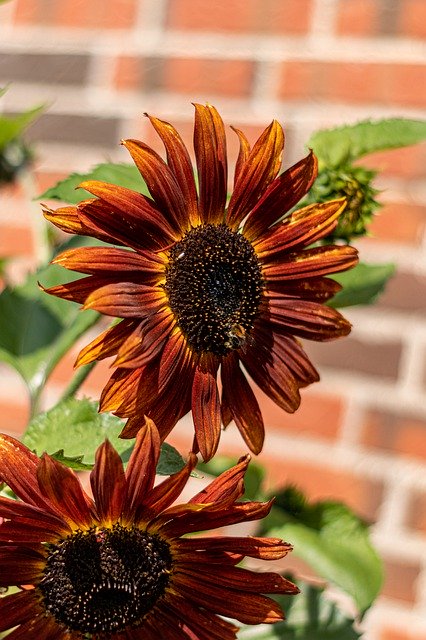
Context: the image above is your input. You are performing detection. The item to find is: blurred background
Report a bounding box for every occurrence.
[0,1,425,638]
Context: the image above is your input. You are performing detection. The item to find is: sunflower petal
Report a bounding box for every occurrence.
[189,454,250,506]
[121,139,188,234]
[253,198,346,256]
[182,563,298,594]
[82,282,165,317]
[192,359,221,462]
[173,576,284,625]
[52,246,164,277]
[147,113,200,227]
[243,150,318,240]
[0,435,57,512]
[143,454,197,516]
[266,298,352,341]
[165,596,239,640]
[227,120,284,229]
[77,196,172,252]
[0,589,41,633]
[231,126,251,186]
[193,103,227,224]
[114,312,173,368]
[75,319,135,366]
[221,354,265,454]
[121,418,160,522]
[175,536,293,560]
[36,454,94,529]
[0,546,45,585]
[261,245,359,280]
[90,440,126,524]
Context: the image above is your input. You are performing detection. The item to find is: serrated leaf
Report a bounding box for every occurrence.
[38,162,149,204]
[328,261,395,308]
[23,397,186,476]
[0,104,45,150]
[308,118,426,167]
[237,579,361,639]
[260,490,383,614]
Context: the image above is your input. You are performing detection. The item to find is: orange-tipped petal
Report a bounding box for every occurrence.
[143,453,197,516]
[75,319,135,366]
[262,244,359,280]
[266,298,352,341]
[52,246,165,277]
[82,282,165,317]
[189,453,250,506]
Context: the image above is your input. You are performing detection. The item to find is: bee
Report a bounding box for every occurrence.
[224,323,253,352]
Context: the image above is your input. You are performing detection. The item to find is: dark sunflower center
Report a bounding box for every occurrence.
[165,224,263,356]
[38,523,172,635]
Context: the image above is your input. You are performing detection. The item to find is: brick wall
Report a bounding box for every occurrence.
[0,1,425,637]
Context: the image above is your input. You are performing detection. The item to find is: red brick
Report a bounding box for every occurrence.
[279,61,426,108]
[361,409,426,462]
[0,399,29,437]
[262,457,384,521]
[379,629,426,640]
[255,387,344,441]
[336,0,379,36]
[381,557,420,603]
[113,56,145,92]
[163,58,255,98]
[376,271,426,314]
[361,143,426,180]
[167,0,312,35]
[367,202,426,246]
[406,490,426,534]
[0,225,34,258]
[14,0,137,29]
[400,0,426,38]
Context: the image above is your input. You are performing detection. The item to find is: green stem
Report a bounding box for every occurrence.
[59,361,98,403]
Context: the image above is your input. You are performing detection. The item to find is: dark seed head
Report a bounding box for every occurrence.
[165,224,263,356]
[38,524,172,634]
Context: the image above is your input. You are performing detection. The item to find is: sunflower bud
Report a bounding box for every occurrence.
[304,164,380,243]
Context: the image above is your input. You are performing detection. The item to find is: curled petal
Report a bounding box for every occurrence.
[143,453,197,516]
[82,282,165,317]
[75,319,135,366]
[265,298,352,341]
[175,535,293,560]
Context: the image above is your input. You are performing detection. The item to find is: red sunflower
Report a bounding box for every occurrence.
[43,104,358,460]
[0,426,298,639]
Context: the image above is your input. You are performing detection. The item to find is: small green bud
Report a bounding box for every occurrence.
[0,138,33,185]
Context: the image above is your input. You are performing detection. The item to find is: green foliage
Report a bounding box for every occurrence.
[329,262,395,308]
[38,162,149,204]
[0,261,99,409]
[23,397,185,475]
[237,579,361,639]
[260,487,383,614]
[0,103,45,152]
[308,118,426,168]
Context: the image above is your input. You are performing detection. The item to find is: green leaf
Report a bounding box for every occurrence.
[0,261,99,403]
[0,104,45,151]
[260,488,383,614]
[237,579,361,639]
[308,118,426,167]
[38,162,149,204]
[328,261,395,308]
[23,397,186,475]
